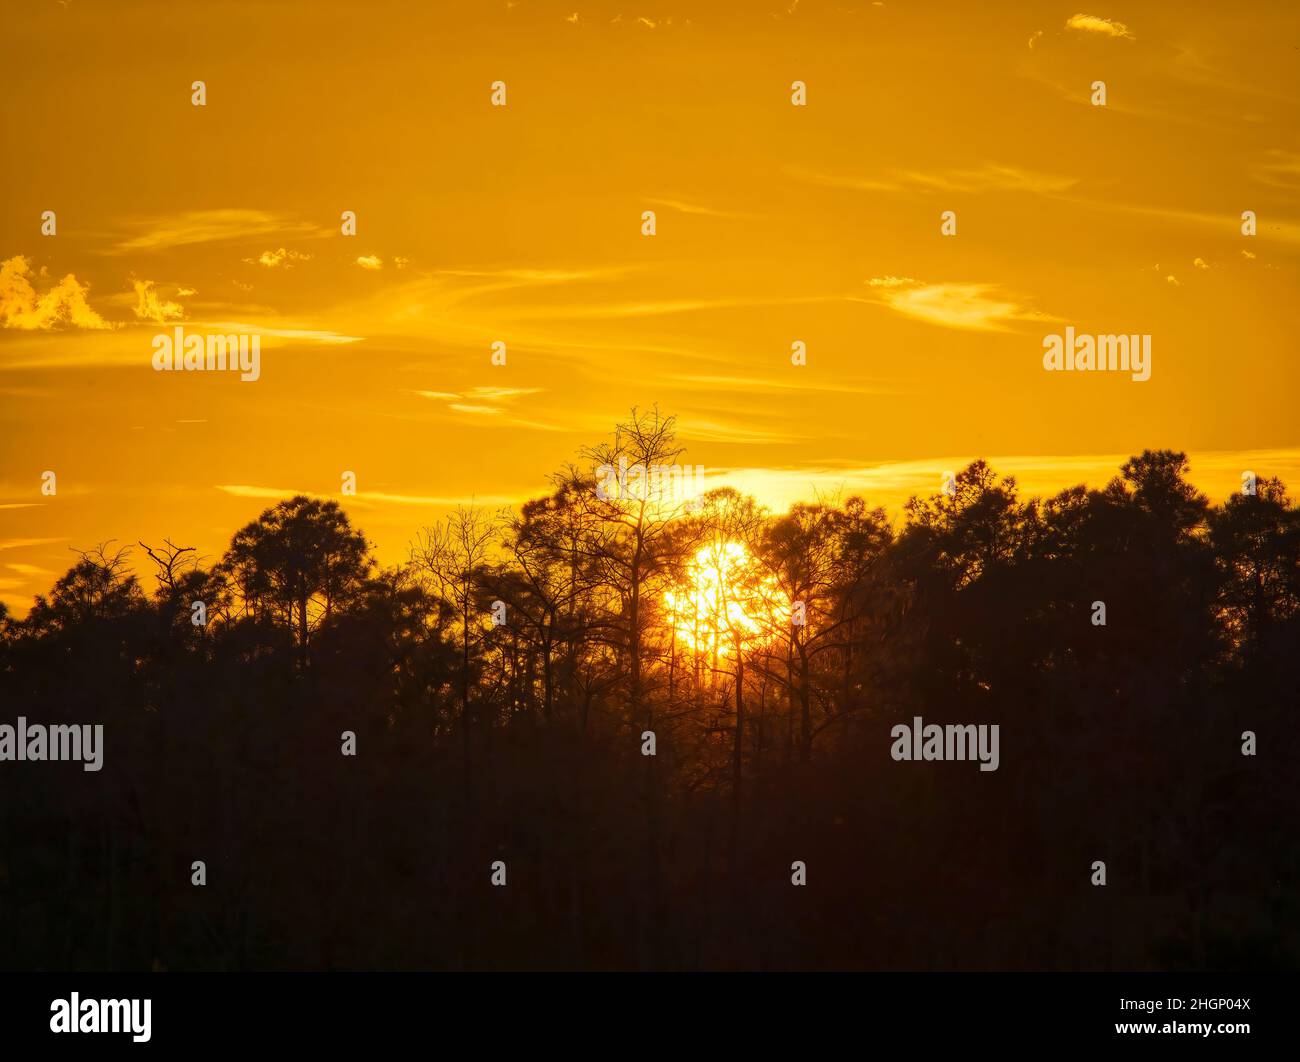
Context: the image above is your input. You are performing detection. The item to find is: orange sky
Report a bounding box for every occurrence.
[2,0,1298,614]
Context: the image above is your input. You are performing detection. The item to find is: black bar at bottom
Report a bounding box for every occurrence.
[0,972,1284,1050]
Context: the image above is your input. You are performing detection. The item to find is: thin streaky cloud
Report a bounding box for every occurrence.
[0,537,68,552]
[203,322,364,344]
[445,404,562,431]
[508,294,839,322]
[1055,195,1300,246]
[466,386,543,400]
[648,197,756,220]
[1253,150,1300,190]
[5,562,55,576]
[787,162,1079,197]
[107,209,331,254]
[434,267,627,283]
[799,158,1291,243]
[413,386,544,404]
[677,418,805,445]
[853,280,1058,333]
[215,484,523,507]
[668,373,904,396]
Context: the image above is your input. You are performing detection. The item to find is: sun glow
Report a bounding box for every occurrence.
[664,541,790,659]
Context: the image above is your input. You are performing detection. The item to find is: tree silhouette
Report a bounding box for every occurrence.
[0,426,1296,972]
[220,496,371,668]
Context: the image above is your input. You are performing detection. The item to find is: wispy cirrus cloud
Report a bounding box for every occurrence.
[412,385,557,430]
[857,277,1056,332]
[215,484,522,507]
[5,562,55,576]
[107,210,330,254]
[321,268,641,344]
[676,417,803,445]
[420,266,635,307]
[508,294,837,322]
[435,267,617,283]
[0,317,362,373]
[668,373,902,397]
[0,537,67,552]
[648,196,755,220]
[462,386,542,400]
[1059,195,1300,245]
[1253,149,1300,190]
[202,322,363,344]
[789,162,1079,197]
[794,158,1300,244]
[413,386,543,403]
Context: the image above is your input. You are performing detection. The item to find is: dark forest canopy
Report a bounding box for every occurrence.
[1,409,1297,971]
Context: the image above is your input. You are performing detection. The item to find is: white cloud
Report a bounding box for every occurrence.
[247,248,312,268]
[131,279,185,323]
[1064,14,1134,40]
[0,255,111,331]
[861,278,1054,332]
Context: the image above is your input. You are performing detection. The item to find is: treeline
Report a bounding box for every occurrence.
[1,409,1297,970]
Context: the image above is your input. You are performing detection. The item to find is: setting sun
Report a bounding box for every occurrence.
[665,541,790,660]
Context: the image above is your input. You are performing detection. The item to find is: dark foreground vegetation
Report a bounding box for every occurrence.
[1,410,1297,970]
